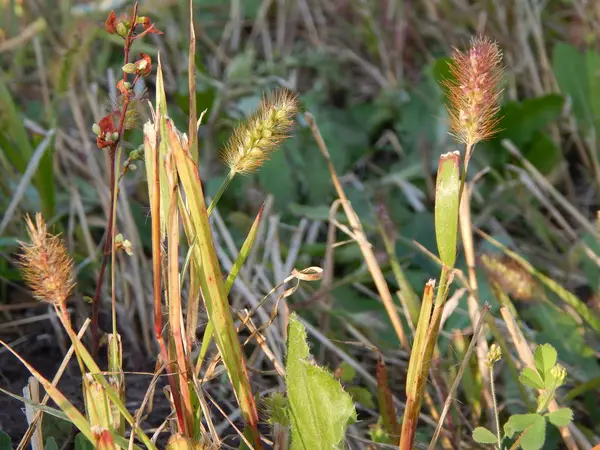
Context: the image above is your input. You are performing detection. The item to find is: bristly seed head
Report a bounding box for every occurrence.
[445,36,503,149]
[222,89,298,175]
[18,214,75,306]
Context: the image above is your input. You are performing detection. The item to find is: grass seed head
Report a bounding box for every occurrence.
[480,253,535,301]
[222,89,298,175]
[18,213,75,306]
[445,36,503,149]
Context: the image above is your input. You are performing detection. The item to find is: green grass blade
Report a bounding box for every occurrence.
[197,203,265,367]
[0,75,54,216]
[477,228,600,334]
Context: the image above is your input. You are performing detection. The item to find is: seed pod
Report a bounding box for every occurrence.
[434,152,460,269]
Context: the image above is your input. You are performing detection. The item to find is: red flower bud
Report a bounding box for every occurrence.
[104,11,117,34]
[96,114,117,149]
[116,79,130,96]
[134,53,152,77]
[140,16,163,35]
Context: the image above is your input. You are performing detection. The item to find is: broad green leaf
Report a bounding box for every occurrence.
[0,431,11,450]
[534,344,557,380]
[44,437,59,450]
[520,367,545,390]
[346,386,375,409]
[497,95,564,148]
[74,433,94,450]
[400,62,447,149]
[286,314,356,450]
[519,415,546,450]
[546,408,573,427]
[338,362,357,382]
[258,144,297,210]
[472,427,497,445]
[504,413,543,438]
[552,43,600,134]
[522,132,562,175]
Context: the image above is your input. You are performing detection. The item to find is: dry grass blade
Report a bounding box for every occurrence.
[167,119,263,449]
[0,339,94,443]
[0,130,54,237]
[305,112,408,350]
[428,304,491,449]
[459,185,492,418]
[165,152,194,434]
[17,319,91,450]
[477,228,600,334]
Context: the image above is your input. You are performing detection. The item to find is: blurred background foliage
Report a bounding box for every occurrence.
[1,0,600,446]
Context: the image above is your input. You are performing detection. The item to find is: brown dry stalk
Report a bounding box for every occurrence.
[305,112,409,350]
[165,152,194,434]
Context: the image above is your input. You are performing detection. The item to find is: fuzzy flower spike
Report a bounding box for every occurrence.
[222,89,298,175]
[445,36,503,165]
[18,213,75,306]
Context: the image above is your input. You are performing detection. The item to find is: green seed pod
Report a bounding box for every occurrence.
[122,63,136,74]
[116,22,127,37]
[434,151,461,268]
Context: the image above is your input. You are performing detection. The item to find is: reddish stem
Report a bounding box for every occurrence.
[91,2,140,357]
[151,113,187,433]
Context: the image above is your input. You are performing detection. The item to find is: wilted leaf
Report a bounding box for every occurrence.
[286,314,356,450]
